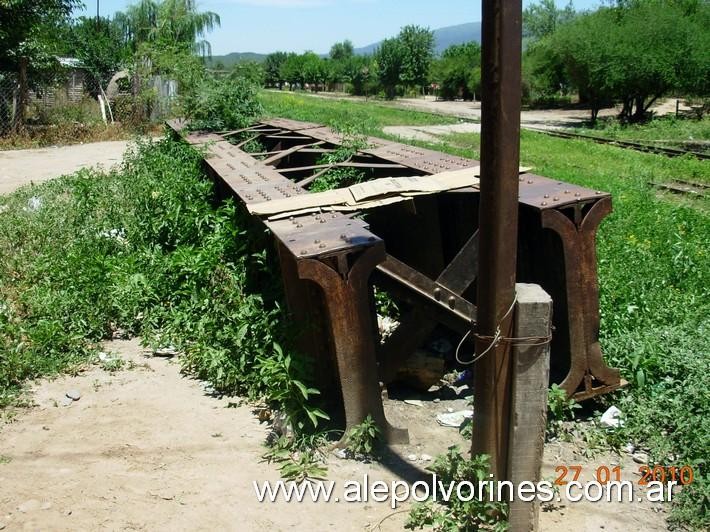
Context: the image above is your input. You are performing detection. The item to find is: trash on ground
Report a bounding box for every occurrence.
[600,405,624,428]
[436,409,473,428]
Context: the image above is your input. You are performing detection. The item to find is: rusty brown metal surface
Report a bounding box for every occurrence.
[167,115,621,443]
[297,244,408,444]
[472,0,524,480]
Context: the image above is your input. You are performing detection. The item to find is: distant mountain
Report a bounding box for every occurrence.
[210,22,482,67]
[354,22,482,56]
[207,52,266,69]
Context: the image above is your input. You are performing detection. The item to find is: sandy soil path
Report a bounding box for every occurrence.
[0,339,669,531]
[0,140,133,195]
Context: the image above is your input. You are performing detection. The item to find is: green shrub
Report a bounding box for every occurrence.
[183,75,263,131]
[0,134,326,435]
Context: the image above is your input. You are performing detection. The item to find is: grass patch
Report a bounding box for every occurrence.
[577,115,710,155]
[0,123,143,150]
[259,90,459,134]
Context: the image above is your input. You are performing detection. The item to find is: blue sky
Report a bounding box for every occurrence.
[77,0,603,55]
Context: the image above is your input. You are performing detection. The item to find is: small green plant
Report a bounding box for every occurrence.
[100,356,125,373]
[0,454,11,464]
[310,126,369,192]
[406,447,508,531]
[345,415,381,459]
[373,287,400,320]
[546,384,581,438]
[263,435,328,483]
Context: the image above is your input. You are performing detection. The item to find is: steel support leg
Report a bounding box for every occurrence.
[541,197,621,399]
[297,244,409,444]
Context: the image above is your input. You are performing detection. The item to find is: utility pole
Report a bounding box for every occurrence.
[472,0,524,481]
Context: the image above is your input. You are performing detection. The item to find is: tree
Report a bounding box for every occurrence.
[64,16,130,95]
[397,25,434,93]
[432,43,481,100]
[301,51,326,91]
[344,55,374,96]
[329,40,354,62]
[0,0,79,72]
[264,51,287,88]
[374,38,403,99]
[114,0,220,57]
[547,0,707,122]
[279,53,304,89]
[523,0,576,41]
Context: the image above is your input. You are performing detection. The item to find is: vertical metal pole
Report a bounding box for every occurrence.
[472,0,523,481]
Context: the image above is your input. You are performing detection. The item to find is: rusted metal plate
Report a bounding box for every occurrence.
[518,174,610,209]
[363,144,477,173]
[266,212,379,259]
[261,117,323,131]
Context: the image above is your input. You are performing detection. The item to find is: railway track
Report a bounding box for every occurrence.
[650,179,710,199]
[528,128,710,160]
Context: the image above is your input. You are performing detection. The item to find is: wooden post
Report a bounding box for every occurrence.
[472,0,523,480]
[508,283,552,532]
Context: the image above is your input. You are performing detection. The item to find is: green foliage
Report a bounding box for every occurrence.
[344,415,381,459]
[61,16,130,92]
[406,447,508,531]
[263,436,328,482]
[0,133,327,438]
[523,0,576,41]
[547,384,580,423]
[0,0,79,73]
[374,25,434,99]
[531,0,710,122]
[546,383,581,439]
[375,37,404,100]
[114,0,220,58]
[183,75,263,131]
[264,51,288,88]
[432,43,482,100]
[310,126,368,192]
[231,61,265,86]
[398,25,435,91]
[329,40,354,62]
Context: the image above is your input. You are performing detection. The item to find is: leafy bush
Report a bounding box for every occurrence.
[0,134,326,436]
[182,75,263,131]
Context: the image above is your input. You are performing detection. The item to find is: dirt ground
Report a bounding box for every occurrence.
[0,339,670,531]
[0,140,132,195]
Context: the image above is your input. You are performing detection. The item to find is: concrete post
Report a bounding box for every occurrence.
[507,283,552,532]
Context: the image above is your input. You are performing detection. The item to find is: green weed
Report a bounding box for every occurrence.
[344,415,381,460]
[405,447,508,532]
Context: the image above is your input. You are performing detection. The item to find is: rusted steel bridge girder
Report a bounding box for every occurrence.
[167,118,622,444]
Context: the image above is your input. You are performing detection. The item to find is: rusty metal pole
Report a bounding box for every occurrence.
[472,0,523,481]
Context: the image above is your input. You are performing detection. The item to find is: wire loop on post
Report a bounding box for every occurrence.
[455,296,553,366]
